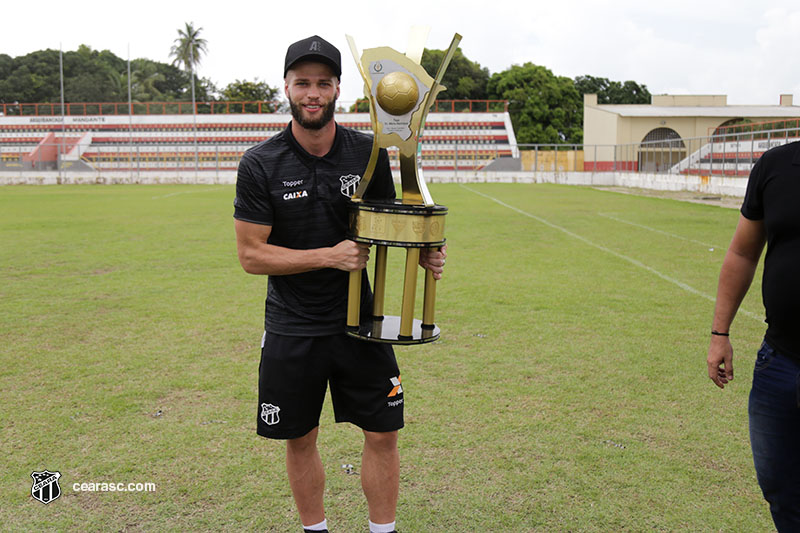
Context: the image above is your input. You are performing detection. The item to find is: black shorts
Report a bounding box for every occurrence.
[257,331,404,440]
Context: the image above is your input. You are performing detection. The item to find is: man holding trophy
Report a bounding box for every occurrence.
[234,35,447,532]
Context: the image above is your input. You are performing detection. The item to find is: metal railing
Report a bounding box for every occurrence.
[0,101,284,116]
[517,125,799,176]
[0,99,509,116]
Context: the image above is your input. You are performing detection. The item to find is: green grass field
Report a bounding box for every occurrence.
[0,183,773,532]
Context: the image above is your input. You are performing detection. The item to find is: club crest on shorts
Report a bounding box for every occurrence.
[340,174,361,197]
[31,470,62,505]
[260,403,281,425]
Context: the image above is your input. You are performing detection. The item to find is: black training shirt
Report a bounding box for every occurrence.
[234,122,396,336]
[741,141,800,359]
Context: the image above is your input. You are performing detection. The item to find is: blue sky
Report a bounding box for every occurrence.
[3,0,799,107]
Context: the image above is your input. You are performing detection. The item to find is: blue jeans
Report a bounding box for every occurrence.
[749,340,800,532]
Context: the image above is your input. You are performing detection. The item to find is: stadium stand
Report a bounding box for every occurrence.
[670,118,800,176]
[0,101,517,173]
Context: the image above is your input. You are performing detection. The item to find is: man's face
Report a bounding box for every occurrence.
[284,61,340,130]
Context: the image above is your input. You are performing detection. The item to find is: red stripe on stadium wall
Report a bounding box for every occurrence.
[583,161,638,171]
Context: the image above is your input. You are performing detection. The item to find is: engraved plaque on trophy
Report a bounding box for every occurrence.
[344,29,461,344]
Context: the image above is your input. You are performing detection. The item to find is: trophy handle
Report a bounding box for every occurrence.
[405,26,430,64]
[346,35,383,203]
[418,33,462,133]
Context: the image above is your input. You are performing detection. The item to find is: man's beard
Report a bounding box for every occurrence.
[289,97,337,130]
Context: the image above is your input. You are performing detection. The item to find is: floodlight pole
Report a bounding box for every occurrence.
[128,44,134,179]
[189,45,198,178]
[59,45,65,182]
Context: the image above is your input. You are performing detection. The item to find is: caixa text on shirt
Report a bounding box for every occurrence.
[283,190,308,200]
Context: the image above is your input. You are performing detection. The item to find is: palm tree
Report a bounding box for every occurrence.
[130,67,165,102]
[169,22,208,75]
[169,22,207,173]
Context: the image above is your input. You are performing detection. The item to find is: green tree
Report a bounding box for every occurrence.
[169,22,208,114]
[0,54,14,85]
[169,22,208,74]
[221,79,278,102]
[574,75,650,104]
[131,58,201,101]
[63,45,124,102]
[487,62,582,144]
[106,69,127,102]
[0,49,61,103]
[130,64,166,101]
[220,79,281,112]
[0,46,212,106]
[348,99,370,113]
[421,47,489,101]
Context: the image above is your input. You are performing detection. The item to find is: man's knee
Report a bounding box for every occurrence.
[287,427,320,455]
[363,430,398,451]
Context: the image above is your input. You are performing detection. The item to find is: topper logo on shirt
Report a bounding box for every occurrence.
[283,190,308,200]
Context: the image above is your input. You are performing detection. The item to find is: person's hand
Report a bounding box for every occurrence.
[707,335,734,389]
[419,244,447,280]
[329,240,370,272]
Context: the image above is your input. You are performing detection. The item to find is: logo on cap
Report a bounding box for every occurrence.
[310,41,321,52]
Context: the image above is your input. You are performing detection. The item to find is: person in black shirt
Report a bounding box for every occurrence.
[708,140,800,532]
[234,35,446,533]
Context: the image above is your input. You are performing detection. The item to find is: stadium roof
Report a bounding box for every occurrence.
[593,104,800,118]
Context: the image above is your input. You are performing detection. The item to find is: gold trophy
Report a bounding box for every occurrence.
[345,29,461,344]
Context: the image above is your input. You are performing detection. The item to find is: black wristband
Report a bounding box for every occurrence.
[711,330,730,337]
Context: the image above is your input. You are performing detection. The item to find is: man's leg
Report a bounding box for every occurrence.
[286,427,326,526]
[361,429,399,524]
[749,342,800,532]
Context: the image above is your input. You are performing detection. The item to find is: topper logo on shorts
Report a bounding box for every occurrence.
[260,403,281,425]
[387,376,403,407]
[388,376,402,397]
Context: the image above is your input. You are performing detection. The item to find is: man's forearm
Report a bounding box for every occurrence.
[711,250,760,332]
[239,242,331,276]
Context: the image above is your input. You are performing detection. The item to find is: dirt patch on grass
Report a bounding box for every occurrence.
[594,186,742,209]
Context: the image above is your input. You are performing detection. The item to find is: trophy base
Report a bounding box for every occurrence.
[346,315,440,345]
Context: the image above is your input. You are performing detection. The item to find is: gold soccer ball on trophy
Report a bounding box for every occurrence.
[376,72,419,116]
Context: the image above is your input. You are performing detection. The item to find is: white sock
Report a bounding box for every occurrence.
[303,519,327,531]
[369,520,396,533]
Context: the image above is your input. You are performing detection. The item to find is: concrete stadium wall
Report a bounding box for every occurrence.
[425,170,747,196]
[0,169,748,197]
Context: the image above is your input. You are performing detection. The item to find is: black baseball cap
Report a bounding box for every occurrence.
[284,35,342,79]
